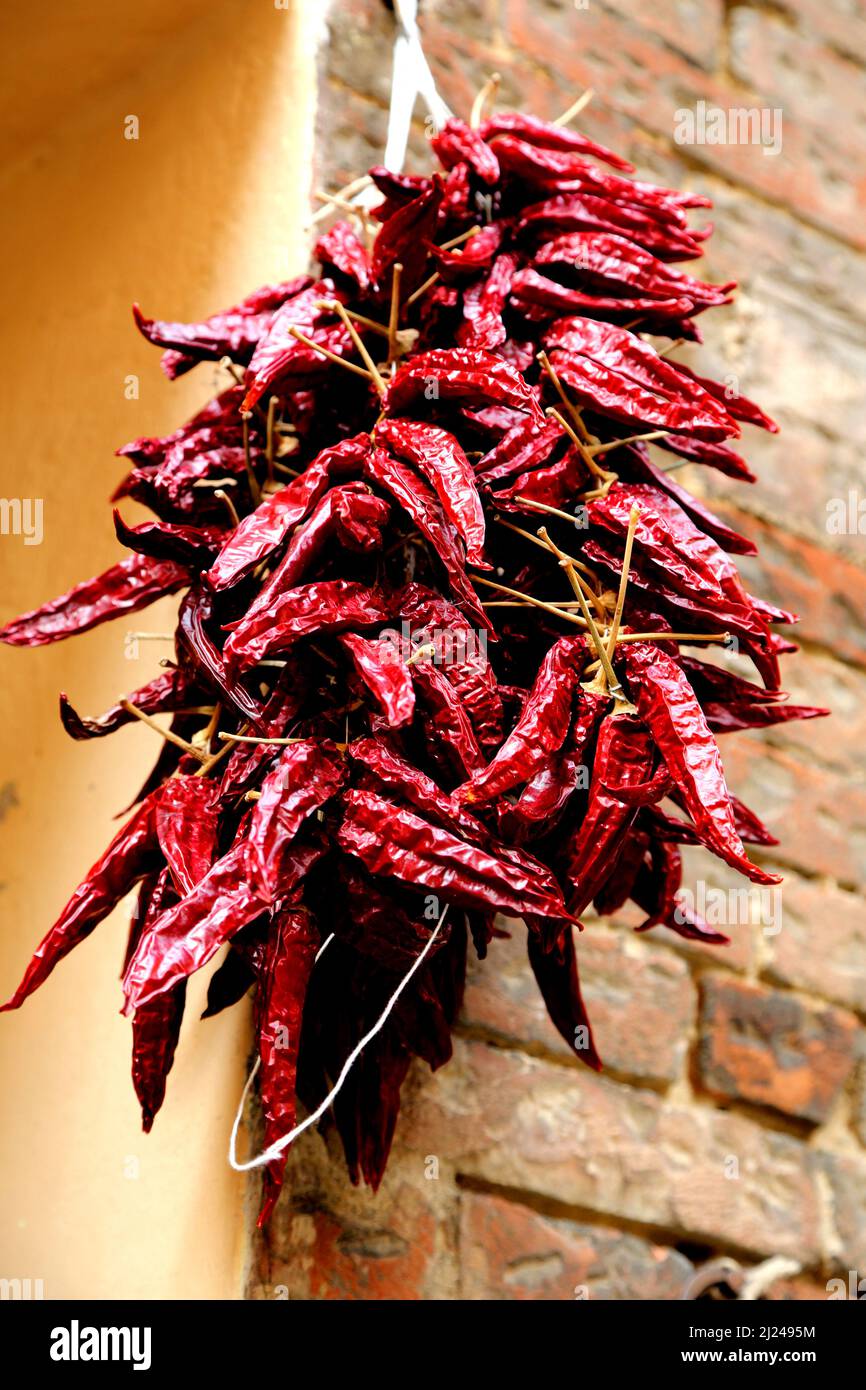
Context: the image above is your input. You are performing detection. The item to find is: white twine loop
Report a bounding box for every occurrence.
[228,908,447,1172]
[384,0,451,172]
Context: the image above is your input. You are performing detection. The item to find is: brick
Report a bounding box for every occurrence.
[597,0,726,72]
[763,876,866,1015]
[459,1191,694,1300]
[249,1132,459,1300]
[721,736,866,890]
[816,1150,866,1274]
[775,0,866,66]
[722,515,866,673]
[729,7,866,161]
[698,975,861,1124]
[461,924,695,1084]
[402,1039,821,1260]
[498,1,865,245]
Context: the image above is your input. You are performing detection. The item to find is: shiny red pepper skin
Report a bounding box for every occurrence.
[256,903,320,1224]
[207,433,370,589]
[458,635,585,804]
[245,740,346,901]
[527,926,602,1071]
[563,712,659,916]
[518,193,708,262]
[339,632,415,727]
[1,792,162,1011]
[457,251,521,350]
[375,418,487,565]
[533,231,734,307]
[623,643,781,886]
[131,278,310,375]
[432,117,501,185]
[384,348,544,424]
[512,268,695,324]
[122,836,268,1014]
[481,111,633,173]
[59,667,201,741]
[0,553,191,647]
[127,868,186,1132]
[336,787,574,923]
[155,776,220,896]
[544,317,739,440]
[223,579,391,673]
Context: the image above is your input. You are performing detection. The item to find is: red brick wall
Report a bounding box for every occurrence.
[249,0,866,1300]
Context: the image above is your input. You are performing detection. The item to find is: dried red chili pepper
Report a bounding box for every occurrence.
[256,903,320,1224]
[458,635,585,804]
[122,836,267,1013]
[338,632,414,726]
[2,792,162,1011]
[481,111,633,172]
[132,278,310,374]
[375,418,486,564]
[224,579,391,673]
[207,433,370,588]
[336,787,574,922]
[0,553,191,647]
[544,317,738,440]
[563,712,660,916]
[127,868,186,1131]
[622,643,780,885]
[245,740,346,901]
[527,926,602,1070]
[518,193,707,262]
[384,348,544,423]
[457,251,521,350]
[59,667,201,741]
[432,117,501,185]
[512,267,695,324]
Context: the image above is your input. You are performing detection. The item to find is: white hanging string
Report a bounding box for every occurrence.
[228,908,448,1173]
[384,0,451,171]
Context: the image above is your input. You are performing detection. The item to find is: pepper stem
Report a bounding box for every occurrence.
[470,71,500,128]
[553,88,594,126]
[605,503,640,657]
[328,301,387,395]
[308,174,372,226]
[537,352,592,443]
[265,397,278,489]
[388,262,403,369]
[406,269,440,307]
[214,489,240,529]
[546,407,611,483]
[495,516,607,617]
[288,325,378,382]
[536,526,623,692]
[120,700,208,763]
[241,414,261,506]
[470,573,587,627]
[588,429,670,458]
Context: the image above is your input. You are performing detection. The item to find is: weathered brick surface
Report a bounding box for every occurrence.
[698,976,861,1124]
[401,1040,822,1263]
[763,877,866,1015]
[459,1191,694,1300]
[462,924,696,1085]
[248,0,866,1299]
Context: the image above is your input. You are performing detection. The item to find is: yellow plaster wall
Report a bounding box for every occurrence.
[0,0,323,1299]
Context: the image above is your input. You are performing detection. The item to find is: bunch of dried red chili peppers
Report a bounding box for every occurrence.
[0,103,826,1222]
